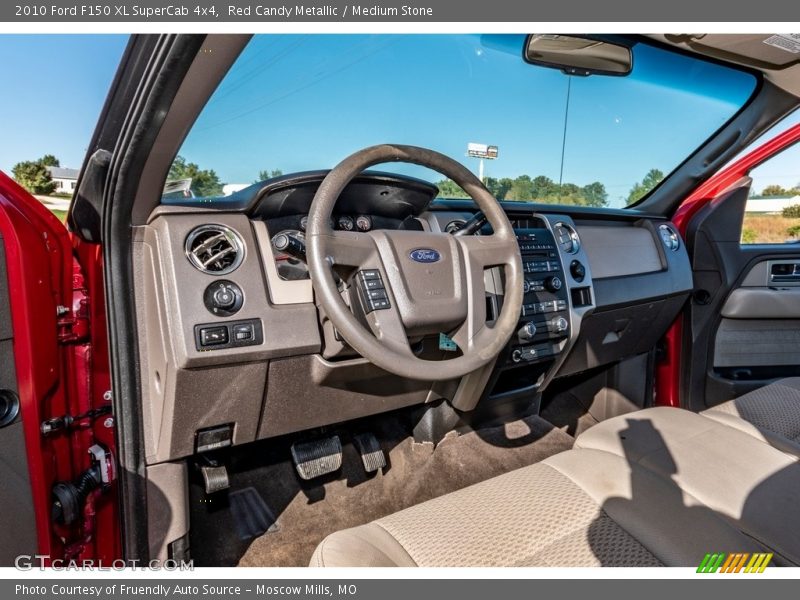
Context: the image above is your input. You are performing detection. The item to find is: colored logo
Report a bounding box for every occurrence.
[697,552,772,573]
[409,248,441,263]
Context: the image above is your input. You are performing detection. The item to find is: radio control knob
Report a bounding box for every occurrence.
[546,276,563,292]
[518,321,537,340]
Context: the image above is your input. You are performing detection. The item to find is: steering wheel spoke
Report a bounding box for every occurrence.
[319,230,377,268]
[456,234,518,269]
[363,301,415,358]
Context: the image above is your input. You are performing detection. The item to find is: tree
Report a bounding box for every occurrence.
[40,154,60,167]
[435,178,470,199]
[761,184,787,197]
[506,175,535,201]
[168,155,224,197]
[530,176,557,200]
[782,204,800,218]
[580,182,608,207]
[255,169,283,182]
[484,177,513,201]
[11,159,56,195]
[627,168,665,205]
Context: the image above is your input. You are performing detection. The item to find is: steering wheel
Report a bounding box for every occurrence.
[306,144,523,381]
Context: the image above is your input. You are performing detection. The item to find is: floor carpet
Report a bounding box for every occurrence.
[188,413,574,567]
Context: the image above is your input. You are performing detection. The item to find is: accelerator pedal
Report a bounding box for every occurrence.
[229,487,279,540]
[353,432,386,473]
[291,435,343,480]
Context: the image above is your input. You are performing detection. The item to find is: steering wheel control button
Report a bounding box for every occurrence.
[357,270,392,313]
[194,319,263,351]
[203,280,244,316]
[570,260,586,282]
[199,326,228,347]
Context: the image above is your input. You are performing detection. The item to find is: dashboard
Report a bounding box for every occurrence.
[139,171,693,464]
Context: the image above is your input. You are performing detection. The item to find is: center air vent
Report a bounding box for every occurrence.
[185,225,245,275]
[553,222,580,255]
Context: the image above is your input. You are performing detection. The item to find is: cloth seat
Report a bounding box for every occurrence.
[701,378,800,458]
[310,447,766,567]
[574,406,800,565]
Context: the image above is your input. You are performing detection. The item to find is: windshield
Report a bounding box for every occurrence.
[170,35,757,209]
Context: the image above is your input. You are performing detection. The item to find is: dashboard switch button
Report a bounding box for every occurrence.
[200,326,228,346]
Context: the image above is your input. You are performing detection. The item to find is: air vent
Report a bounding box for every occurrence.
[553,222,580,254]
[658,224,680,252]
[185,225,245,275]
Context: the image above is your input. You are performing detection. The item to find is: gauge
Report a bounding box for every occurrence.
[355,215,372,232]
[299,216,309,231]
[337,215,355,231]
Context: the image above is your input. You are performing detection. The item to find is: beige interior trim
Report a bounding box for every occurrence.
[252,220,314,305]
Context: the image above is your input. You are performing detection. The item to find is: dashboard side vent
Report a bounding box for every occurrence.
[185,225,245,275]
[658,224,681,252]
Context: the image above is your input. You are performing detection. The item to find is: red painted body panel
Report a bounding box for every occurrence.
[655,123,800,407]
[0,171,119,563]
[0,171,74,559]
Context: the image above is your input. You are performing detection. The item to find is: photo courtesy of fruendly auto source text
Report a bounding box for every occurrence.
[0,0,799,596]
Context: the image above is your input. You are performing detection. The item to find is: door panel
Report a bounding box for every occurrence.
[684,183,800,410]
[0,236,38,565]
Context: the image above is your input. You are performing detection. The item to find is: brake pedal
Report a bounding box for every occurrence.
[291,435,342,480]
[353,432,386,473]
[200,464,230,494]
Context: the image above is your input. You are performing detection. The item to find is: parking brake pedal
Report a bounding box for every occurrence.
[291,435,343,480]
[201,465,230,493]
[353,433,386,473]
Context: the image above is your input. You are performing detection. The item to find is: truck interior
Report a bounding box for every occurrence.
[25,33,800,567]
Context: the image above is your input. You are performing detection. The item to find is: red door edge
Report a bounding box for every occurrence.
[655,122,800,408]
[0,171,118,564]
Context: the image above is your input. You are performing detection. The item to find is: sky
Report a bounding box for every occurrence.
[0,35,128,174]
[0,34,796,208]
[180,34,758,207]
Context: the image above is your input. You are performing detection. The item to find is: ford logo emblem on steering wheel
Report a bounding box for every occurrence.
[409,248,441,263]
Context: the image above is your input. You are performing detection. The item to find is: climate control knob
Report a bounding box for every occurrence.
[546,276,563,292]
[552,317,569,333]
[518,321,537,340]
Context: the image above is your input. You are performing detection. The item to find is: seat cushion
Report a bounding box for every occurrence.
[311,448,761,567]
[702,378,800,458]
[574,406,800,565]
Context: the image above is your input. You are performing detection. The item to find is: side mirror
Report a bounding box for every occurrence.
[524,35,633,77]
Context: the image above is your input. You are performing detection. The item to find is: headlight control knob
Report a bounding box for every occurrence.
[204,280,243,316]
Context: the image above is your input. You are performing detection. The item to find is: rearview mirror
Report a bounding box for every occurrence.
[524,35,633,76]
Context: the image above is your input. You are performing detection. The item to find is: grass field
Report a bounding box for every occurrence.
[742,214,800,244]
[49,209,68,222]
